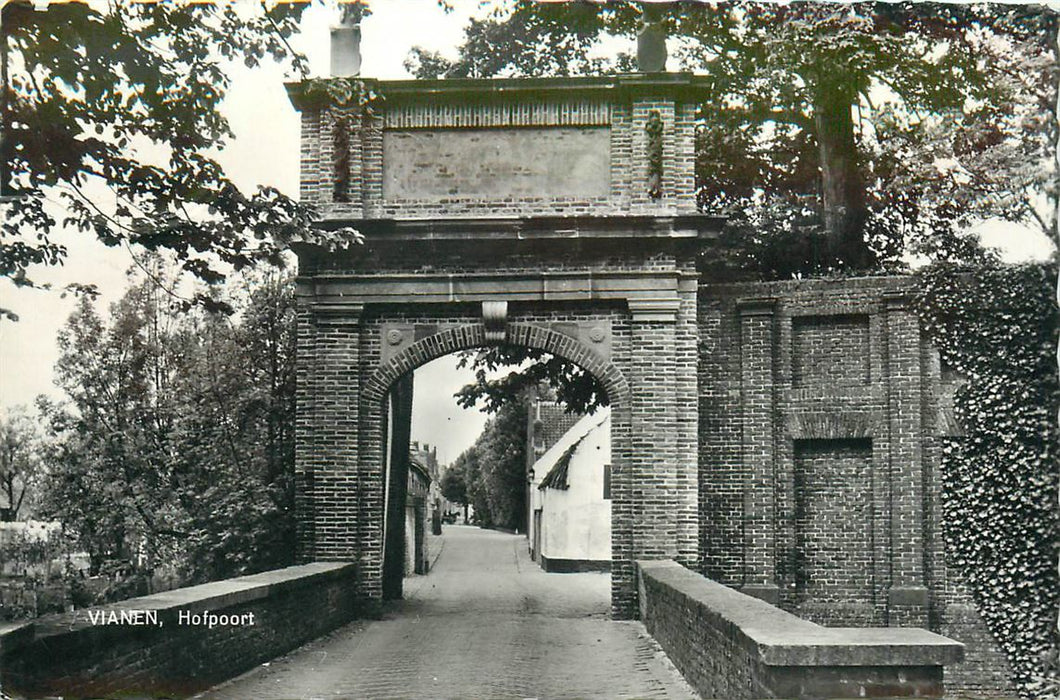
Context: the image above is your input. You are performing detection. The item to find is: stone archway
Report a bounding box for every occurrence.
[291,239,708,620]
[360,321,631,607]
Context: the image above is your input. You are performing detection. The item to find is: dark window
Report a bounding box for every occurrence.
[603,464,611,500]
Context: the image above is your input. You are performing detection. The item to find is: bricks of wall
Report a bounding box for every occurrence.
[294,80,704,220]
[791,314,870,386]
[883,292,930,626]
[737,297,779,604]
[629,304,679,564]
[675,269,700,567]
[792,438,874,625]
[307,310,364,580]
[0,563,358,698]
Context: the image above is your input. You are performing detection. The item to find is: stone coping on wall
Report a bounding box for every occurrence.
[637,559,963,668]
[287,72,717,110]
[0,561,355,656]
[700,273,916,297]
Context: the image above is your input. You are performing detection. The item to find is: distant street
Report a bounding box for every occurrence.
[200,525,698,699]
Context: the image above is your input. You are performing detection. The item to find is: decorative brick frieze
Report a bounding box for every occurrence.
[384,100,612,129]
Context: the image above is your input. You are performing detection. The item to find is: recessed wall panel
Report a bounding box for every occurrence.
[382,127,611,200]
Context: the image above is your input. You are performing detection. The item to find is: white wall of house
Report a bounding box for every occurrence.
[404,505,414,575]
[528,409,611,567]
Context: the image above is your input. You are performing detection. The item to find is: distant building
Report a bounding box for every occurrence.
[527,405,611,572]
[407,442,439,575]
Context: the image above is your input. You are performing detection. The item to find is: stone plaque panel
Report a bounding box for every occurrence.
[382,127,611,200]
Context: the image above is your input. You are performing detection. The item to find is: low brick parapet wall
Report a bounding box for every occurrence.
[0,561,358,698]
[637,560,963,699]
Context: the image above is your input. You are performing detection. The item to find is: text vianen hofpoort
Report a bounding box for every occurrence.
[85,608,256,628]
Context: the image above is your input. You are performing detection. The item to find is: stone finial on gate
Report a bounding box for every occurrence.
[331,3,363,77]
[482,301,509,344]
[637,3,668,72]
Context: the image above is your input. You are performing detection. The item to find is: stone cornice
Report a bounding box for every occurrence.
[306,214,724,240]
[286,73,716,112]
[298,268,684,306]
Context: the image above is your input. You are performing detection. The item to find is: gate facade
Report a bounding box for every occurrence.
[287,74,720,617]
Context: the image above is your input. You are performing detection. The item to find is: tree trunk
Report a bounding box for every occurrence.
[814,81,871,268]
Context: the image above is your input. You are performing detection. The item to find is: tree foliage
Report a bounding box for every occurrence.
[38,264,297,583]
[415,2,1057,275]
[452,400,528,531]
[454,346,607,416]
[914,260,1059,697]
[0,406,44,521]
[439,462,468,506]
[0,1,357,317]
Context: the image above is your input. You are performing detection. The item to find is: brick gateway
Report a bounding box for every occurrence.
[287,74,1008,691]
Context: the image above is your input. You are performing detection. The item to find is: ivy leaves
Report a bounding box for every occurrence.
[915,261,1059,695]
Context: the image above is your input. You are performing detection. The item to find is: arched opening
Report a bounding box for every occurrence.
[361,323,629,611]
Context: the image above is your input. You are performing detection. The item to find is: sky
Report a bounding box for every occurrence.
[0,0,492,465]
[0,1,1056,465]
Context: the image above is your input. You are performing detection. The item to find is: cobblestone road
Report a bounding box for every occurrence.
[200,525,698,700]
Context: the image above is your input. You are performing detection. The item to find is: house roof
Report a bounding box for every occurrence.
[534,409,610,492]
[530,401,583,461]
[408,453,432,485]
[538,438,581,491]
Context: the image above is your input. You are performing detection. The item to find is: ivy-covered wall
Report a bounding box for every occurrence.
[914,261,1059,698]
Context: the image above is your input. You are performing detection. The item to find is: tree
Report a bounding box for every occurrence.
[414,2,1057,271]
[0,407,44,521]
[451,400,529,531]
[39,264,298,581]
[1,1,356,318]
[440,462,469,522]
[472,400,528,532]
[452,445,489,526]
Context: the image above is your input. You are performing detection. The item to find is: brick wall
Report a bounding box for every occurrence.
[791,314,871,385]
[638,560,963,700]
[792,438,874,624]
[290,75,708,222]
[0,562,358,698]
[697,275,1012,694]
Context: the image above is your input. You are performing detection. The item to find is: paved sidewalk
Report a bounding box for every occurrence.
[200,525,698,700]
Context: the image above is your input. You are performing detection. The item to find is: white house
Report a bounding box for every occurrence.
[527,407,611,572]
